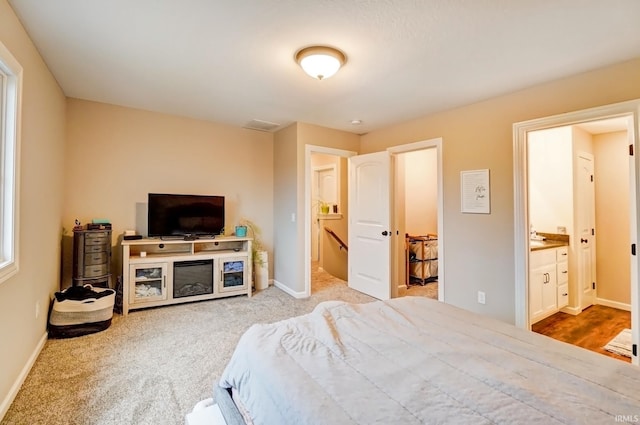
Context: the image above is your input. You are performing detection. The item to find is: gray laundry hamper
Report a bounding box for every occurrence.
[48,285,115,338]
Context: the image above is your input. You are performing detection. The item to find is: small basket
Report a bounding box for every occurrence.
[235,225,247,237]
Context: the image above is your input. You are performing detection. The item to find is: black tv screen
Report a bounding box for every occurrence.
[148,193,225,237]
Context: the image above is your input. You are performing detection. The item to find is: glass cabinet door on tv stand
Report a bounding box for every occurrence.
[217,257,248,293]
[129,263,168,305]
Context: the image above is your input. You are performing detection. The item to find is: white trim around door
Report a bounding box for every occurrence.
[513,99,640,366]
[388,137,444,302]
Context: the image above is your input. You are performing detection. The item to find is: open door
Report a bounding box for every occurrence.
[628,116,639,366]
[576,152,596,310]
[348,151,392,299]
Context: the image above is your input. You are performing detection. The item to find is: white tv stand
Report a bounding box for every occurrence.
[121,236,252,315]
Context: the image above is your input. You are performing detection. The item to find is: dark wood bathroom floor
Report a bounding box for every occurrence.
[532,304,631,363]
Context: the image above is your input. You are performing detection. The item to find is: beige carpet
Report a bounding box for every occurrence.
[2,282,374,424]
[2,269,437,425]
[402,282,438,299]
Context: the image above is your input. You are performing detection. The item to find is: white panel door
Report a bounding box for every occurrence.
[312,165,337,261]
[577,153,596,310]
[348,151,391,300]
[317,168,337,205]
[628,119,638,366]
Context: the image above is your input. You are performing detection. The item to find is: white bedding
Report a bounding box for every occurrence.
[219,296,640,424]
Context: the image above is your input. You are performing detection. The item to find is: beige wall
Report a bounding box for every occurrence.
[528,126,573,234]
[63,99,274,285]
[0,0,66,415]
[404,149,438,235]
[360,58,640,323]
[273,123,359,294]
[594,131,630,305]
[273,123,299,291]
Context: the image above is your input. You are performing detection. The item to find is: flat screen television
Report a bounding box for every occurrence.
[148,193,225,238]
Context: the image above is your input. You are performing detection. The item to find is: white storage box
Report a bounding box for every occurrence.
[49,285,115,338]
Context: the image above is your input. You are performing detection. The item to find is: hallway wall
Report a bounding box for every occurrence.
[594,130,630,306]
[404,149,438,235]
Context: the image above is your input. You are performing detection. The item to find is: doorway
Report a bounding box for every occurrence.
[304,145,356,297]
[304,138,444,302]
[395,148,440,300]
[389,138,444,302]
[310,151,348,293]
[527,119,631,360]
[513,99,640,366]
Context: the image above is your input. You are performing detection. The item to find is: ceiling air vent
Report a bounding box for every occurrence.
[244,119,280,132]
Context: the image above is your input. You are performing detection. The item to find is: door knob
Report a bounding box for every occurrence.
[381,231,389,236]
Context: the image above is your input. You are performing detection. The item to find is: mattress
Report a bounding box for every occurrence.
[218,296,640,424]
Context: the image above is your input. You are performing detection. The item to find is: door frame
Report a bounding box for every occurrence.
[513,99,640,365]
[304,145,357,297]
[388,137,444,302]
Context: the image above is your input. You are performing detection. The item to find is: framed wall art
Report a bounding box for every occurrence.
[461,169,490,214]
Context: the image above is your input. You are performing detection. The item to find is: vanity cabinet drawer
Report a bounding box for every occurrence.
[557,261,569,284]
[557,284,569,309]
[556,246,569,262]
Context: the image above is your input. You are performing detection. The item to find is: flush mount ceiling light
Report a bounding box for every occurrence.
[295,46,347,80]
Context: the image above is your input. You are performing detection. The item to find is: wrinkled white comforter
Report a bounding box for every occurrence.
[219,296,640,424]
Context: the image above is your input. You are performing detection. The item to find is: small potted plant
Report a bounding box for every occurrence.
[317,199,330,215]
[238,218,268,290]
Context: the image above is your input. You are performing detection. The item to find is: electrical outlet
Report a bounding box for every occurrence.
[477,291,486,305]
[35,301,40,319]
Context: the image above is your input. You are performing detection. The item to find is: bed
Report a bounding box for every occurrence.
[203,296,640,424]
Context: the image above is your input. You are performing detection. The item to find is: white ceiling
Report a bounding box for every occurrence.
[8,0,640,135]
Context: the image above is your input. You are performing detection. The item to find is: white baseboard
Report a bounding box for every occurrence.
[596,297,631,312]
[0,331,47,421]
[272,279,307,298]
